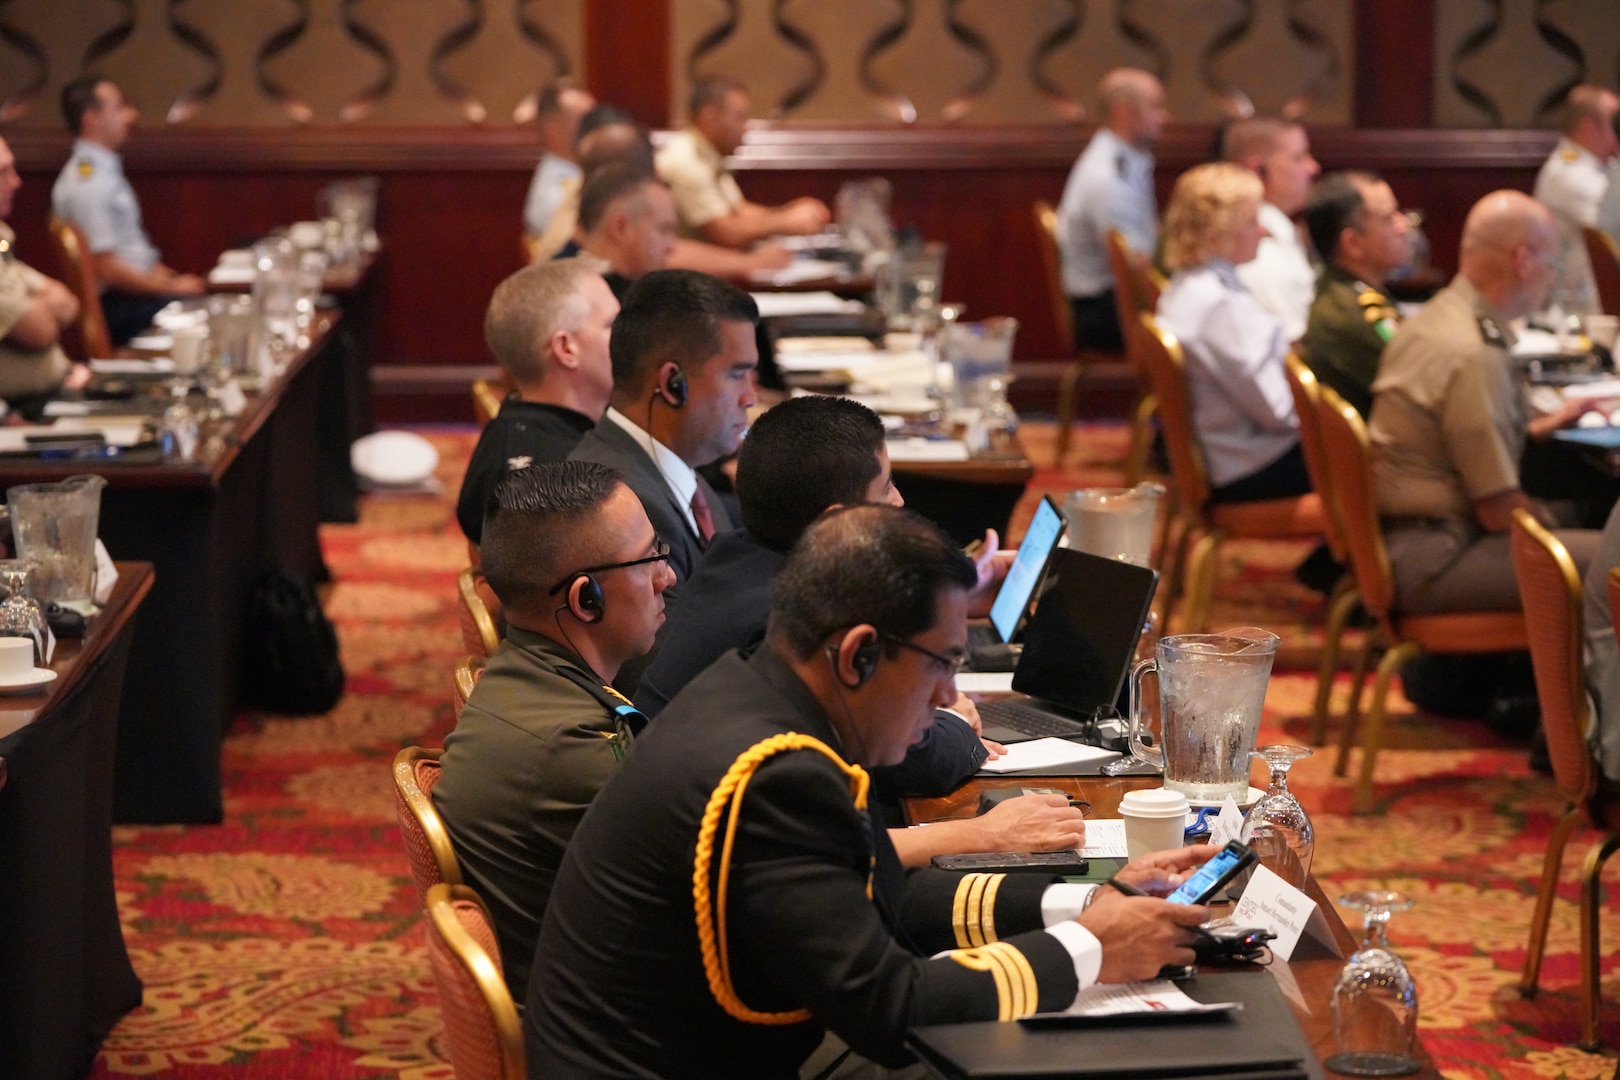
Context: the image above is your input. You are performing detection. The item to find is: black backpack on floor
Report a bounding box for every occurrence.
[243,569,345,715]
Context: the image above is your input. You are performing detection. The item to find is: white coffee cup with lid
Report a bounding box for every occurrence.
[1118,787,1190,858]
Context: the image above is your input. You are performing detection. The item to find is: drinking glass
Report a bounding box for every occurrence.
[1240,744,1315,887]
[0,559,47,664]
[1327,891,1420,1077]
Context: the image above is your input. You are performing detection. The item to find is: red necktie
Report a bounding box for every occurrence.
[690,485,715,544]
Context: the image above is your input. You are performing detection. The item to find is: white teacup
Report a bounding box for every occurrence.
[0,636,34,678]
[1118,787,1190,858]
[171,325,210,376]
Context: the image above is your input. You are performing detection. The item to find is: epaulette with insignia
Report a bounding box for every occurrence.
[76,158,93,179]
[1560,148,1579,163]
[0,236,12,263]
[1356,285,1399,341]
[1478,315,1505,347]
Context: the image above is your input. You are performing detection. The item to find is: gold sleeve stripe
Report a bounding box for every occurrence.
[980,872,1003,943]
[951,873,1007,948]
[945,941,1039,1021]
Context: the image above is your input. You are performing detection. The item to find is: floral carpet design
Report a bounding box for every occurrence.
[88,422,1620,1079]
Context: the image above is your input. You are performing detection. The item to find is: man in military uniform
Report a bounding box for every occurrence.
[521,77,596,243]
[1533,84,1619,316]
[433,461,674,1006]
[526,504,1213,1079]
[0,135,85,406]
[50,77,204,346]
[1222,118,1321,341]
[574,165,678,301]
[1055,68,1168,351]
[456,261,619,549]
[1370,190,1600,614]
[1299,171,1413,416]
[656,77,829,248]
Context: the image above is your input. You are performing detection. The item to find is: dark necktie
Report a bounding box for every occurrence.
[690,484,715,544]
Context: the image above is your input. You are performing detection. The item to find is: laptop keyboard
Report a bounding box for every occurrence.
[974,698,1091,740]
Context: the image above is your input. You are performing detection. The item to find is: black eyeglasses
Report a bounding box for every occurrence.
[547,538,671,595]
[884,634,968,675]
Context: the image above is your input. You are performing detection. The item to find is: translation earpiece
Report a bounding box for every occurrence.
[567,574,605,624]
[661,364,688,408]
[850,638,880,687]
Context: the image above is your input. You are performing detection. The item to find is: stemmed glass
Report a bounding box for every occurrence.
[0,559,47,665]
[1327,891,1420,1077]
[1240,744,1315,887]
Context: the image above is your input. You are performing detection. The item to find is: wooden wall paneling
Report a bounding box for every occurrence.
[1434,0,1584,128]
[588,0,670,128]
[1353,0,1434,127]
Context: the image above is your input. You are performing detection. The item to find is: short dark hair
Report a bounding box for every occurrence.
[737,397,885,549]
[481,461,622,618]
[767,505,975,660]
[579,163,660,234]
[1303,170,1381,263]
[609,269,758,393]
[576,104,637,148]
[61,75,108,135]
[689,76,745,120]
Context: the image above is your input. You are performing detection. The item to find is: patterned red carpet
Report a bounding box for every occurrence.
[89,421,1620,1079]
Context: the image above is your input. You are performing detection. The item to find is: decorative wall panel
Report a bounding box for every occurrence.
[673,0,1353,125]
[0,0,583,128]
[1435,0,1620,128]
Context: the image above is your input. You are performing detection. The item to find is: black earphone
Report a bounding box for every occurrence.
[563,573,605,624]
[661,364,688,408]
[851,639,880,686]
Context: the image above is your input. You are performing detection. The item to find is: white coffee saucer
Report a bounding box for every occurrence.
[0,667,58,694]
[1185,786,1266,811]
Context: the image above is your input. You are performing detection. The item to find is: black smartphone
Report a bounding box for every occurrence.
[1164,841,1258,905]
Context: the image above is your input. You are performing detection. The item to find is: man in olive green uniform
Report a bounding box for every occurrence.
[1300,171,1412,416]
[1369,190,1599,613]
[432,461,674,1005]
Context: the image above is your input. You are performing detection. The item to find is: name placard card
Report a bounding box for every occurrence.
[1208,795,1245,847]
[1230,865,1342,961]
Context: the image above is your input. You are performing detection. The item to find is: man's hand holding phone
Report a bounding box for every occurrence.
[1077,844,1217,983]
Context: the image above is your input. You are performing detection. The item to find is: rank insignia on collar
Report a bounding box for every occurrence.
[1560,148,1579,162]
[505,454,533,471]
[76,159,93,178]
[1478,315,1505,347]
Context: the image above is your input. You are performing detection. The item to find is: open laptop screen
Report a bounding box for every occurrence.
[987,495,1065,644]
[1012,547,1158,713]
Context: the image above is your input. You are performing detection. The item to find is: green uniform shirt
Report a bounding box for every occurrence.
[1299,264,1400,418]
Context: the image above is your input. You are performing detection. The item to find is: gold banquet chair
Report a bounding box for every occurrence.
[453,655,484,723]
[1314,389,1527,813]
[458,566,503,659]
[423,883,526,1080]
[1282,354,1358,746]
[1034,200,1116,468]
[1510,513,1620,1051]
[1582,227,1620,318]
[471,378,507,427]
[1136,312,1325,635]
[1105,229,1162,487]
[392,746,462,904]
[45,215,113,361]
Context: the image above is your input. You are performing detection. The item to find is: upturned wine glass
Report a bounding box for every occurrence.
[1240,744,1315,887]
[0,559,47,665]
[1327,890,1420,1077]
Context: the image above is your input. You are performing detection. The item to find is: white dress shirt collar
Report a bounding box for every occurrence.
[604,406,700,535]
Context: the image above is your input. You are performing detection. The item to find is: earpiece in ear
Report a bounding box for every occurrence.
[568,573,605,624]
[662,365,688,408]
[851,638,881,688]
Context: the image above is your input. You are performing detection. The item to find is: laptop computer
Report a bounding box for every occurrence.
[966,494,1066,672]
[975,547,1158,748]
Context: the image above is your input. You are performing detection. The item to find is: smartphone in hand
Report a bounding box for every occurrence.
[1164,841,1258,905]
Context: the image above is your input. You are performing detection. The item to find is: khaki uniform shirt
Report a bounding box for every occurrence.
[529,176,581,263]
[1369,276,1525,523]
[655,129,744,239]
[1299,265,1399,418]
[0,224,71,398]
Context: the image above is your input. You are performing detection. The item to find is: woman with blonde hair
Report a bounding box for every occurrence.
[1155,161,1309,505]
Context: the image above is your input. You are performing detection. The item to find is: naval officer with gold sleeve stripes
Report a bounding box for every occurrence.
[525,504,1212,1080]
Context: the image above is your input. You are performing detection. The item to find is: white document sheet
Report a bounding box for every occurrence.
[979,737,1120,774]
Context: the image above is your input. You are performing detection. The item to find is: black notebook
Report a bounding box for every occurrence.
[906,970,1323,1080]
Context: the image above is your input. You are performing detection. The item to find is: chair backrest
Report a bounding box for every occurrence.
[1032,200,1074,351]
[1510,510,1597,807]
[1105,229,1156,374]
[45,215,112,360]
[1136,313,1211,510]
[1312,382,1399,619]
[453,655,483,722]
[423,883,525,1080]
[1583,227,1620,317]
[458,566,502,659]
[392,746,461,904]
[472,379,505,426]
[1283,353,1348,562]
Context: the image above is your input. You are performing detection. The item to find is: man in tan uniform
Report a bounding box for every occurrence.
[0,135,83,404]
[656,76,829,248]
[1370,190,1599,612]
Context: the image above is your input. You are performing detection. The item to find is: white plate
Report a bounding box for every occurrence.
[0,667,57,694]
[127,333,173,351]
[1185,786,1266,811]
[350,430,440,487]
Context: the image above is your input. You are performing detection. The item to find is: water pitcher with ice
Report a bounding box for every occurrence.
[7,474,106,613]
[1063,482,1164,567]
[1126,627,1279,802]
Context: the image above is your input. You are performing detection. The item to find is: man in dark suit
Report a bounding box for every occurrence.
[568,269,757,588]
[456,260,619,548]
[526,505,1212,1079]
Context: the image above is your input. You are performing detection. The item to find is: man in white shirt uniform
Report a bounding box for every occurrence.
[1054,68,1168,352]
[1533,84,1619,317]
[522,78,596,243]
[1222,118,1321,342]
